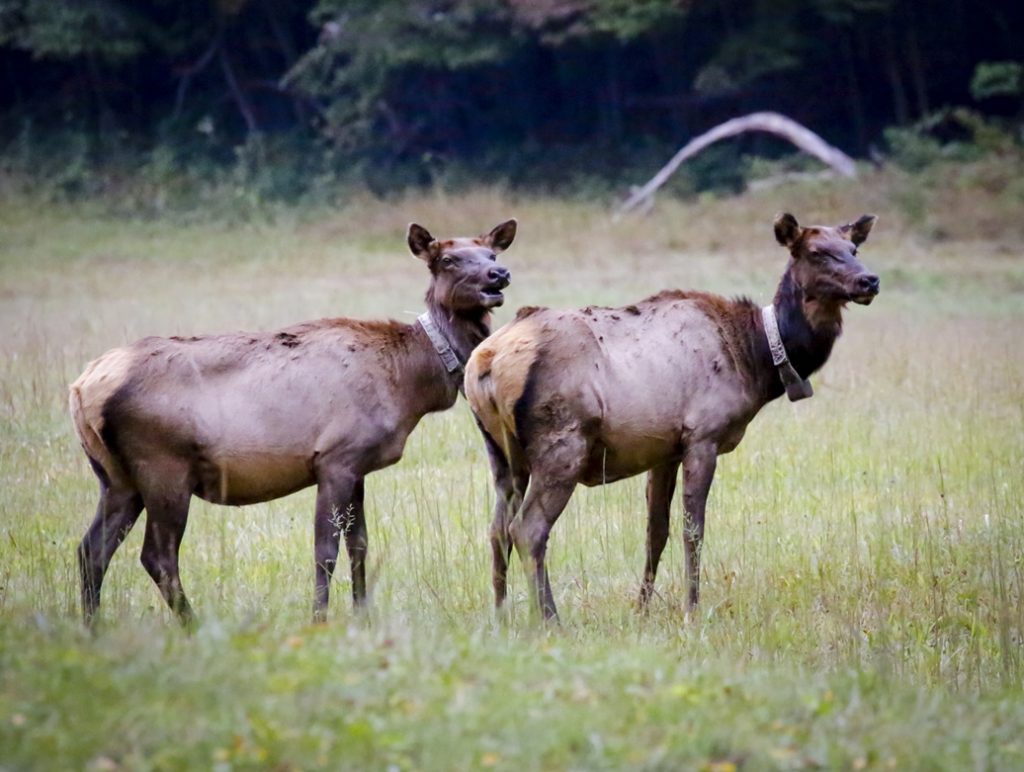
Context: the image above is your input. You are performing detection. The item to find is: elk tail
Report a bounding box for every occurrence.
[69,379,125,487]
[464,342,533,480]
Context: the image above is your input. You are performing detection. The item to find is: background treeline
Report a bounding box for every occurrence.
[0,0,1022,205]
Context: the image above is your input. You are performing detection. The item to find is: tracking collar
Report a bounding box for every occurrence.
[761,305,813,402]
[417,312,463,375]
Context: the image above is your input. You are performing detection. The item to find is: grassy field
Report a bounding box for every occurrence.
[1,172,1023,770]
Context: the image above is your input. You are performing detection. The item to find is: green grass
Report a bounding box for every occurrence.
[1,176,1023,770]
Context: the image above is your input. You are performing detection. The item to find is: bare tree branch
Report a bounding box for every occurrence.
[615,112,858,217]
[219,46,258,135]
[171,32,222,122]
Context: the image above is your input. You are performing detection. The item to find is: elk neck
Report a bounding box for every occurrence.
[750,265,841,403]
[421,287,493,378]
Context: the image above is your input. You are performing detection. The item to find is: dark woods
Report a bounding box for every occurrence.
[1,0,1021,194]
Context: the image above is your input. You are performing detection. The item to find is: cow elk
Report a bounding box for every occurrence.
[466,213,879,620]
[70,219,516,626]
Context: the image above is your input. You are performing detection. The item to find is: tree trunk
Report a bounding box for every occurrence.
[601,46,624,142]
[841,31,867,153]
[883,22,910,125]
[85,53,114,139]
[260,0,306,124]
[172,33,222,122]
[904,13,929,118]
[651,37,687,138]
[220,46,258,134]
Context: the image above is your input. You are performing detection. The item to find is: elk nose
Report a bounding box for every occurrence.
[488,266,511,285]
[856,273,880,294]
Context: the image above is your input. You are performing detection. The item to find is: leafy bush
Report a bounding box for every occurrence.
[884,108,1019,172]
[970,61,1024,101]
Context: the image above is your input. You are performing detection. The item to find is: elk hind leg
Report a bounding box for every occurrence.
[480,424,529,610]
[509,476,576,621]
[508,433,585,621]
[78,467,144,626]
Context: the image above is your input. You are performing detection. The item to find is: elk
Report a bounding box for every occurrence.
[70,219,516,626]
[466,213,879,620]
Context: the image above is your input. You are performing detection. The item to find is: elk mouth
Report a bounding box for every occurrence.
[849,290,878,306]
[479,279,510,307]
[849,273,880,305]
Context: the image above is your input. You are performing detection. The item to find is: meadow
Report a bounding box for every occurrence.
[1,171,1023,770]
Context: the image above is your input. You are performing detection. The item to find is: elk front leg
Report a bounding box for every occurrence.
[313,470,358,623]
[638,460,680,611]
[682,443,717,611]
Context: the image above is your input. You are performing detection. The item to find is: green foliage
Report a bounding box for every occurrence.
[289,0,517,150]
[0,0,144,60]
[697,16,803,91]
[1,0,1022,198]
[810,0,894,25]
[881,140,1024,238]
[971,61,1024,101]
[4,621,1024,769]
[508,0,685,42]
[883,126,946,172]
[581,0,685,40]
[884,109,1020,173]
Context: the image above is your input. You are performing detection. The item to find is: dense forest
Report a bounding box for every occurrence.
[1,0,1022,199]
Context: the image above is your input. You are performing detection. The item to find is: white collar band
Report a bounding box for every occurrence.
[417,312,463,375]
[761,305,813,402]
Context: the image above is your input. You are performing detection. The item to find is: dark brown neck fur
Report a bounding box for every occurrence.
[748,265,842,402]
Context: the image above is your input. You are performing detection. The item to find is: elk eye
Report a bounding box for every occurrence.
[441,255,454,266]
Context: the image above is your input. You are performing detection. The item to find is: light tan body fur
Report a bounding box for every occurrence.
[469,294,759,488]
[71,321,453,506]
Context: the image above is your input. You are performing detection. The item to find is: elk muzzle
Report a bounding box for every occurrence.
[850,272,880,304]
[481,265,511,307]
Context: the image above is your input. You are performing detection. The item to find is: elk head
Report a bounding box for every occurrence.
[775,213,880,308]
[408,220,516,315]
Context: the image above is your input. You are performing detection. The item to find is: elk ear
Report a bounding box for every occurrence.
[484,218,517,252]
[407,223,437,261]
[774,213,802,248]
[843,214,877,246]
